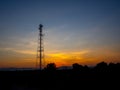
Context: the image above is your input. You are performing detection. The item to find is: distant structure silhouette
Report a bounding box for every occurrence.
[36,24,44,70]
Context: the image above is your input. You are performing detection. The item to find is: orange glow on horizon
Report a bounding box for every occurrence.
[0,48,120,68]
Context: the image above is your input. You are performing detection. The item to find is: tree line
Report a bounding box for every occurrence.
[44,61,120,72]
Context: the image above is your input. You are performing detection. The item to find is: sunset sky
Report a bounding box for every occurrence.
[0,0,120,68]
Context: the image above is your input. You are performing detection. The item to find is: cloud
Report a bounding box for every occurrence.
[0,47,36,55]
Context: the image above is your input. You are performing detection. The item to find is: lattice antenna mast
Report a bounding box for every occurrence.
[38,24,43,70]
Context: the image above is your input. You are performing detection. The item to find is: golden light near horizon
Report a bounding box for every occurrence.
[0,45,120,68]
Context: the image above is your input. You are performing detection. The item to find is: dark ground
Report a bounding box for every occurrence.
[0,70,120,90]
[0,62,120,90]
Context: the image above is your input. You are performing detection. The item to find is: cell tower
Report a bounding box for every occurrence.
[36,24,44,70]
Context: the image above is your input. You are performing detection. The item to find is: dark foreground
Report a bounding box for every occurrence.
[0,62,120,90]
[0,70,120,90]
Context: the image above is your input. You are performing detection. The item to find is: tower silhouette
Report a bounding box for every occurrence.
[36,24,44,70]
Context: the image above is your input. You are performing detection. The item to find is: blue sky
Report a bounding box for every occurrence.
[0,0,120,68]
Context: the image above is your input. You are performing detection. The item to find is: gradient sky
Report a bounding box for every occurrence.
[0,0,120,68]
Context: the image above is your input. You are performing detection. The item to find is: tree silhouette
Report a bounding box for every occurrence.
[72,63,83,71]
[95,61,108,72]
[44,63,56,71]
